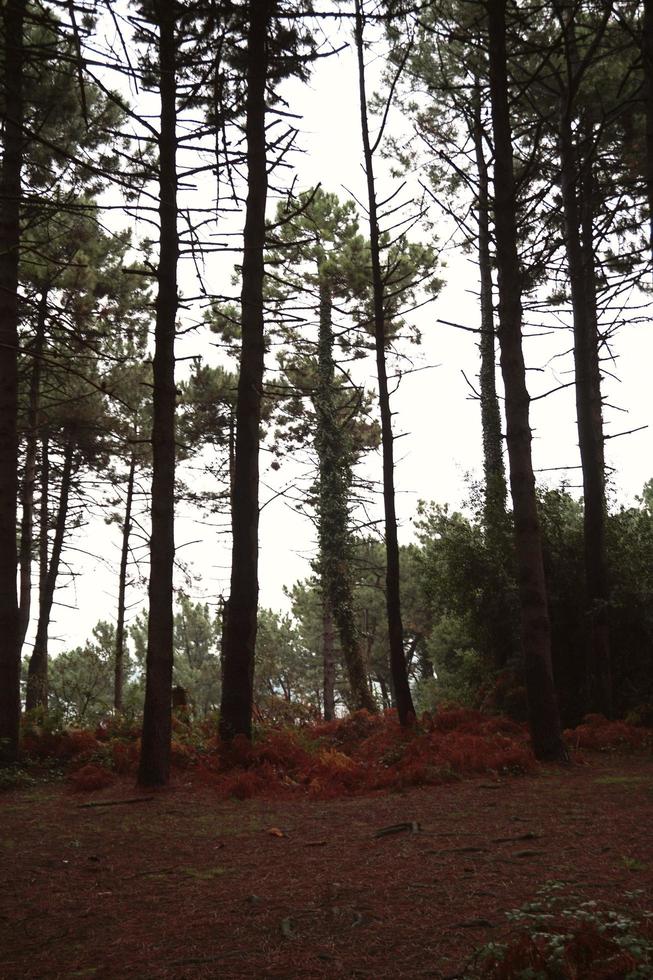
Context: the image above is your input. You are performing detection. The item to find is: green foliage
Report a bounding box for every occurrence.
[414,498,517,697]
[254,608,323,722]
[177,361,237,501]
[289,538,437,710]
[469,882,653,978]
[48,621,141,725]
[0,765,37,791]
[413,485,653,723]
[131,598,221,718]
[416,614,485,710]
[172,597,221,717]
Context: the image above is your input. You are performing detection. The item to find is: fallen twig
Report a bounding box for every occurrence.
[492,831,542,843]
[77,796,154,809]
[374,821,421,838]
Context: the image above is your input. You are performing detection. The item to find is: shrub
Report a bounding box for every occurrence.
[95,717,141,742]
[68,764,114,792]
[564,715,653,752]
[0,767,37,791]
[109,739,139,774]
[469,883,653,978]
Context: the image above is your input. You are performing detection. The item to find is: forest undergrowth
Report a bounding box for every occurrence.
[2,711,652,979]
[11,707,653,799]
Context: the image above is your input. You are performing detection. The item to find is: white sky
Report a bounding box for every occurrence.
[43,19,653,655]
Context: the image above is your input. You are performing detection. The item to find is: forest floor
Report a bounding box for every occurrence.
[1,751,652,979]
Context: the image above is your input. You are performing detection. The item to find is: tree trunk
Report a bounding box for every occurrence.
[26,440,74,711]
[18,288,47,653]
[472,79,516,673]
[115,453,136,713]
[39,433,49,609]
[322,598,336,721]
[473,80,507,532]
[558,112,612,717]
[644,0,653,262]
[486,0,566,761]
[138,0,178,786]
[377,673,391,711]
[0,0,26,763]
[219,0,270,742]
[228,409,235,508]
[315,272,376,713]
[354,0,415,726]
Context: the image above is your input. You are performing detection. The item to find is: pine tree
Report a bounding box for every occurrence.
[486,0,566,761]
[138,0,180,786]
[0,0,27,762]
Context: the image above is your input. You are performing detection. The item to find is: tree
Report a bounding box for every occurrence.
[254,607,322,722]
[49,622,122,725]
[138,0,180,787]
[553,0,613,716]
[269,187,378,714]
[219,0,315,740]
[18,213,147,709]
[643,0,653,261]
[354,0,416,725]
[486,0,566,761]
[172,597,221,717]
[394,1,515,669]
[0,0,26,764]
[218,0,272,741]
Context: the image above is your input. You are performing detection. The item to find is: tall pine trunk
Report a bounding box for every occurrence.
[644,0,653,261]
[354,0,414,726]
[322,598,336,721]
[18,288,47,652]
[39,433,49,610]
[138,0,178,786]
[25,440,74,711]
[473,82,506,530]
[472,77,514,673]
[316,273,376,713]
[219,0,270,741]
[558,114,612,717]
[487,0,566,761]
[115,453,136,713]
[0,0,26,763]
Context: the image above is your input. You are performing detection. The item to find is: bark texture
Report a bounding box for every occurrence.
[115,454,136,713]
[315,274,376,713]
[558,112,612,717]
[644,0,653,262]
[473,83,506,532]
[487,0,566,761]
[322,598,336,721]
[472,77,515,672]
[0,0,26,763]
[138,0,178,786]
[39,433,49,610]
[355,0,415,726]
[18,289,47,652]
[219,0,270,741]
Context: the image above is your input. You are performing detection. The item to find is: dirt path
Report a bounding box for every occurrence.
[1,754,651,979]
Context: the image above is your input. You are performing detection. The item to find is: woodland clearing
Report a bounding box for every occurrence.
[1,715,652,979]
